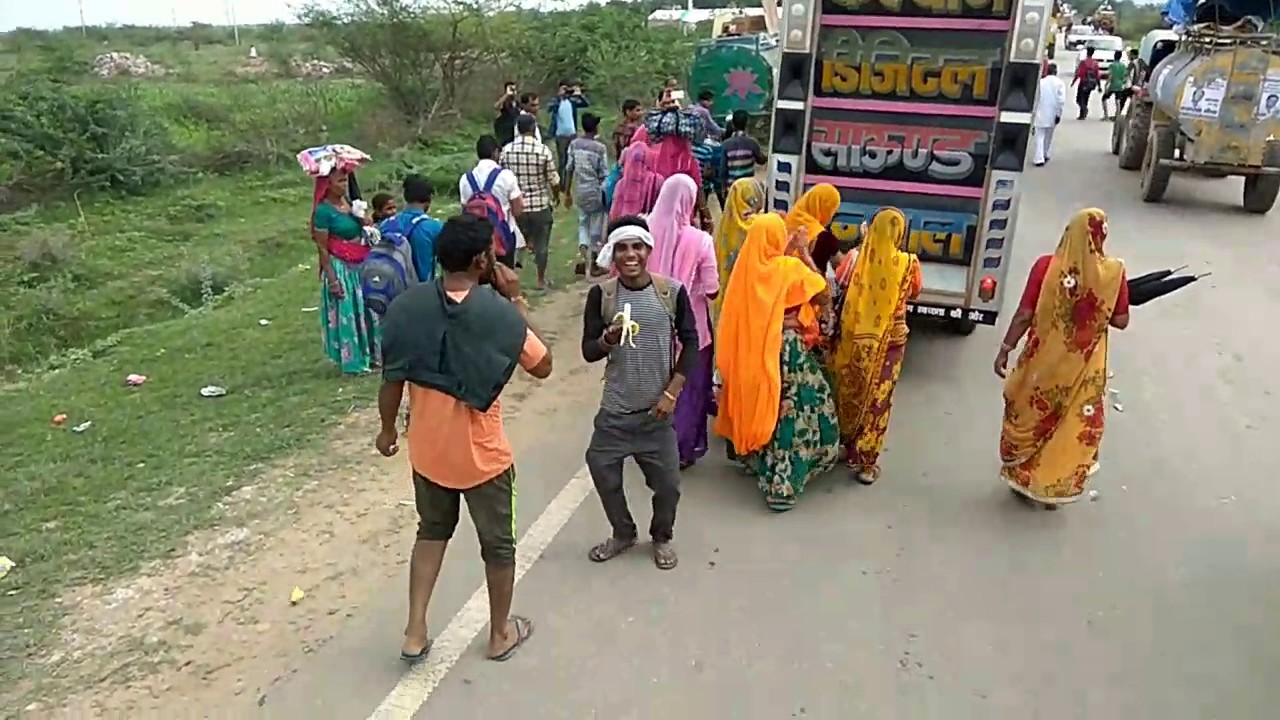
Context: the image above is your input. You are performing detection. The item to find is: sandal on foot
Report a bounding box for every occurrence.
[652,542,678,570]
[400,638,432,664]
[488,615,533,662]
[588,537,635,562]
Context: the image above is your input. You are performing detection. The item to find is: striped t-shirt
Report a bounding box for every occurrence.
[721,132,767,184]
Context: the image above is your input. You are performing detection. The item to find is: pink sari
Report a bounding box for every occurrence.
[632,125,703,188]
[609,143,664,220]
[647,173,719,466]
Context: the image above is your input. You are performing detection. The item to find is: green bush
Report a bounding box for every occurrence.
[0,79,180,197]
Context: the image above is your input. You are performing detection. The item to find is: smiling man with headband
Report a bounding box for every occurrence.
[580,215,700,570]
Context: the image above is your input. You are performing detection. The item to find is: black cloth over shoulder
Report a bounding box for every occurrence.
[381,280,526,412]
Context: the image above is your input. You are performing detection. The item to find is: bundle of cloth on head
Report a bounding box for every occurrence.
[595,224,655,270]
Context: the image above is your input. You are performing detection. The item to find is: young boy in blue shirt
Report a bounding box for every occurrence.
[383,175,444,282]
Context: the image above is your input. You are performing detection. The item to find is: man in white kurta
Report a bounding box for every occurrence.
[1033,64,1067,166]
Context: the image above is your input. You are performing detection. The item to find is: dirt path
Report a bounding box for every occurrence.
[25,288,598,718]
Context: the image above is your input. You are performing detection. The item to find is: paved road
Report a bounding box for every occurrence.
[262,119,1280,719]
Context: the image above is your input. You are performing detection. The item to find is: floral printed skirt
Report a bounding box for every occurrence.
[740,330,841,511]
[321,258,381,375]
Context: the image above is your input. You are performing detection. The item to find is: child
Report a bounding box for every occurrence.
[370,193,397,223]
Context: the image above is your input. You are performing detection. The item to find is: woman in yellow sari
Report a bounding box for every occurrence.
[829,207,922,485]
[785,183,841,242]
[995,208,1130,509]
[711,177,765,323]
[715,214,840,511]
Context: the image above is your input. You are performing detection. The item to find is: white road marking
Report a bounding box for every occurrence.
[366,464,595,720]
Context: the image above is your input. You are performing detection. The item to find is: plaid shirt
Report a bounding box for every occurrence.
[500,136,560,213]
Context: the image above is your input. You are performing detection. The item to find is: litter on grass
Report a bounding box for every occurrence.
[200,385,228,398]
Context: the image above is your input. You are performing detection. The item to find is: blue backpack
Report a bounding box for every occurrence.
[362,215,425,316]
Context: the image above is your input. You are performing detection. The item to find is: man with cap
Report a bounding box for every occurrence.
[579,215,700,571]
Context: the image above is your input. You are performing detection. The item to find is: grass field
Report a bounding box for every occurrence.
[0,6,694,708]
[0,194,583,687]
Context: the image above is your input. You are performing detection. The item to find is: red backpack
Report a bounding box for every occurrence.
[463,168,516,257]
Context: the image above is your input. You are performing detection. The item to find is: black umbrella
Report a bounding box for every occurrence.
[1126,265,1187,289]
[1128,271,1210,307]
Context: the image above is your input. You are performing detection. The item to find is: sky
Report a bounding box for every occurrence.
[0,1,314,31]
[0,0,607,31]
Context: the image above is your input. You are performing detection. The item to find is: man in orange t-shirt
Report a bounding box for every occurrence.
[376,213,552,664]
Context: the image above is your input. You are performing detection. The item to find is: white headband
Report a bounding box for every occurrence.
[595,226,655,269]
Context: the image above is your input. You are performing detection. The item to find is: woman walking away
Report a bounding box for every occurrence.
[715,214,840,511]
[784,183,842,272]
[311,168,381,374]
[995,207,1130,510]
[609,143,664,220]
[829,207,922,485]
[711,177,765,324]
[648,175,720,469]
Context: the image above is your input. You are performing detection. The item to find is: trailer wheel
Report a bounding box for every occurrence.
[1242,143,1280,214]
[946,317,977,336]
[1140,125,1175,203]
[1117,103,1149,171]
[1110,114,1125,155]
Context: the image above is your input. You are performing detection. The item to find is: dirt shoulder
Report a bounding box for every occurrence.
[22,288,597,719]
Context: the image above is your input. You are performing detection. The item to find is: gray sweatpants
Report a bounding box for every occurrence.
[585,408,681,543]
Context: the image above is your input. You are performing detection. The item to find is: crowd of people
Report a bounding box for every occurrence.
[1034,45,1140,165]
[304,81,1132,665]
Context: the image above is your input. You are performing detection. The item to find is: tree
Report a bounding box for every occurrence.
[298,0,504,127]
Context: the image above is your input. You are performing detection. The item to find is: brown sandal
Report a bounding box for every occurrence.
[652,542,678,570]
[588,537,635,562]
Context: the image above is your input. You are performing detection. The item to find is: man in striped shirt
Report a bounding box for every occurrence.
[580,216,699,571]
[718,110,768,189]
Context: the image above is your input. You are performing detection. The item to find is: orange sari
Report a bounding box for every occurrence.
[714,214,828,454]
[1000,208,1124,504]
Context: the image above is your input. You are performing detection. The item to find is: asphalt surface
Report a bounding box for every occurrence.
[262,118,1280,719]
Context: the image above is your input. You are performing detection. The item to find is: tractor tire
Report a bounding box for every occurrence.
[1117,103,1150,171]
[1110,114,1125,155]
[1140,125,1176,203]
[1242,143,1280,214]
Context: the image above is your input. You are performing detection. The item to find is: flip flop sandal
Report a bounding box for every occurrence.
[488,616,534,662]
[652,543,678,570]
[588,537,635,562]
[400,638,432,664]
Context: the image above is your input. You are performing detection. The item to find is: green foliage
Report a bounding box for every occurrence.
[507,4,696,104]
[0,79,180,197]
[301,0,695,122]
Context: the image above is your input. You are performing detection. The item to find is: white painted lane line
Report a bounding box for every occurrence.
[366,464,595,720]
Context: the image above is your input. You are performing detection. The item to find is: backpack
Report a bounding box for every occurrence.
[599,274,678,327]
[463,168,515,257]
[643,108,706,145]
[1082,61,1100,90]
[361,215,424,316]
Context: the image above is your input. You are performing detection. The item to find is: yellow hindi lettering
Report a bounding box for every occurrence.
[965,0,1010,15]
[871,63,910,96]
[822,58,992,101]
[908,230,965,259]
[950,66,990,99]
[910,65,941,98]
[820,60,861,95]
